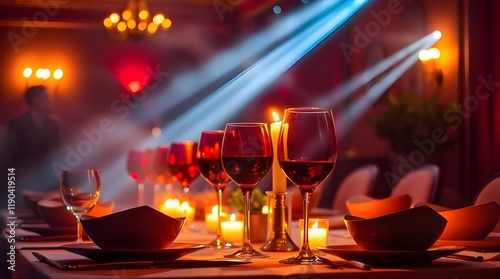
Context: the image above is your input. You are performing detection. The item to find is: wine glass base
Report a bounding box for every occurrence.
[279,251,323,264]
[208,237,231,249]
[224,246,269,258]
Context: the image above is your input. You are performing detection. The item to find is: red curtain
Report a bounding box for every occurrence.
[462,0,500,203]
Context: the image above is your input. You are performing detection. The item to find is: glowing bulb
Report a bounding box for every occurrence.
[23,67,32,78]
[127,19,136,29]
[153,13,164,24]
[109,13,120,23]
[147,22,158,34]
[138,22,147,31]
[53,69,63,80]
[103,17,113,28]
[418,49,431,62]
[42,68,51,79]
[428,48,441,59]
[128,81,141,92]
[122,10,132,21]
[433,30,442,40]
[152,126,162,137]
[161,18,172,29]
[139,10,149,20]
[117,21,127,32]
[35,68,43,78]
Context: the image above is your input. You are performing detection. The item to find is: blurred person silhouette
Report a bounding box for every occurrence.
[2,85,61,208]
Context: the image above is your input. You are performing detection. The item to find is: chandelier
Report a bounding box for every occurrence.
[103,0,172,40]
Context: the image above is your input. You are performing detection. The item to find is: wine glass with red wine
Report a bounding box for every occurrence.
[197,130,232,249]
[168,141,199,193]
[221,123,273,258]
[277,107,338,264]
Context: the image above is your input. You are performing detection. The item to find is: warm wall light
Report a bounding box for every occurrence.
[418,30,443,85]
[103,0,171,40]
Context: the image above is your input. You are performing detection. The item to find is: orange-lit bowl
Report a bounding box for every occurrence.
[435,201,500,240]
[80,206,185,249]
[344,206,447,251]
[346,194,412,219]
[37,199,114,228]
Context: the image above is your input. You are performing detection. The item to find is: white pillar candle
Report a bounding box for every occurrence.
[271,111,287,193]
[221,213,243,245]
[300,219,328,250]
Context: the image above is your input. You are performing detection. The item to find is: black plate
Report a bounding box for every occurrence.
[318,245,466,267]
[60,243,208,262]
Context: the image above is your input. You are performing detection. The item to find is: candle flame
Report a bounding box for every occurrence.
[272,111,280,122]
[261,205,269,214]
[230,213,236,222]
[212,205,218,215]
[312,220,319,229]
[165,199,180,207]
[180,201,190,209]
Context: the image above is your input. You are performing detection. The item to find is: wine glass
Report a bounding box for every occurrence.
[153,145,171,206]
[60,169,101,243]
[277,107,338,264]
[126,149,147,206]
[221,123,273,258]
[168,141,199,193]
[197,130,232,249]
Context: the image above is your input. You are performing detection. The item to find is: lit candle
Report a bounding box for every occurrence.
[205,205,228,233]
[179,201,195,226]
[270,111,287,193]
[221,213,243,245]
[300,219,328,250]
[159,198,181,217]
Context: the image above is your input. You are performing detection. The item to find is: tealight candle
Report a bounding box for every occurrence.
[205,205,228,233]
[159,198,181,217]
[299,219,328,250]
[221,213,243,245]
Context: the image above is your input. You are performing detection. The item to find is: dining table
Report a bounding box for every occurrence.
[2,209,500,279]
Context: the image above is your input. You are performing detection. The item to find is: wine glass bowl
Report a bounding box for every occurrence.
[277,107,338,264]
[197,130,232,249]
[221,123,273,258]
[60,169,101,243]
[168,141,199,193]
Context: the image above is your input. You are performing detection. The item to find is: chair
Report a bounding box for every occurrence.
[289,164,379,226]
[391,164,440,205]
[330,164,380,215]
[474,172,500,232]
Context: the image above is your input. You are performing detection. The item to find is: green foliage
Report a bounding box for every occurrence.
[228,188,267,214]
[367,92,457,154]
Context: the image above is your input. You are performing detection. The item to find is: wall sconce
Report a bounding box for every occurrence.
[418,48,443,85]
[23,67,64,93]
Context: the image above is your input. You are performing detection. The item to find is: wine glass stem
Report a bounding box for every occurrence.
[138,182,145,206]
[76,216,83,243]
[216,188,224,239]
[301,191,312,252]
[243,190,252,248]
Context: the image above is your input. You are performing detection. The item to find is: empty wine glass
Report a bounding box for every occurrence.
[197,130,232,249]
[168,141,199,193]
[60,169,101,243]
[221,123,273,258]
[277,107,338,264]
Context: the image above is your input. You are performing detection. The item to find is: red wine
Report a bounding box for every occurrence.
[279,161,335,190]
[169,164,199,188]
[198,158,231,190]
[221,156,272,189]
